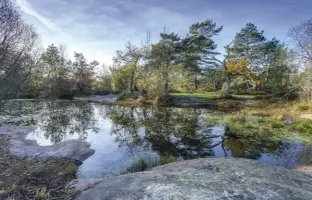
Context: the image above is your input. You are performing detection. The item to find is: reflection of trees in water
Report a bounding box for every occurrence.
[222,133,312,168]
[222,136,285,160]
[39,101,97,144]
[297,144,312,165]
[108,106,216,159]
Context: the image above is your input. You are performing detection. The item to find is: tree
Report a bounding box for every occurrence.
[0,0,39,110]
[113,42,143,94]
[110,65,133,93]
[288,20,312,100]
[38,44,73,98]
[180,20,223,90]
[231,23,266,68]
[72,52,98,94]
[149,32,181,100]
[288,19,312,67]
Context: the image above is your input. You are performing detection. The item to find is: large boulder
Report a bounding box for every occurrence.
[0,126,95,162]
[75,158,312,200]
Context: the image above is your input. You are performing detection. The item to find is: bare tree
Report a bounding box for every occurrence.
[0,0,39,110]
[288,19,312,67]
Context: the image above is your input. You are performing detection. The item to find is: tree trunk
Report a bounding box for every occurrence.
[130,60,138,94]
[130,70,135,94]
[212,75,217,91]
[194,76,198,90]
[164,62,169,95]
[245,80,251,92]
[164,71,169,95]
[225,75,231,98]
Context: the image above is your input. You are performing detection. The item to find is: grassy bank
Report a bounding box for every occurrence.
[0,136,79,200]
[206,100,312,144]
[170,91,261,100]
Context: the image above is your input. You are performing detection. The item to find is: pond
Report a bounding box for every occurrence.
[1,100,312,179]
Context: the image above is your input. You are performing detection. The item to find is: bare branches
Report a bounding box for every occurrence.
[0,0,39,111]
[288,19,312,67]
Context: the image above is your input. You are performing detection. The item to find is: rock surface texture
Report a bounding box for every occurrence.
[76,158,312,200]
[0,126,95,162]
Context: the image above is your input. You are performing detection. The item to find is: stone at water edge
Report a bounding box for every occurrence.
[0,126,95,162]
[296,165,312,176]
[75,158,312,200]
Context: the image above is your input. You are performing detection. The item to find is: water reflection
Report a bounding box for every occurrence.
[1,100,312,178]
[108,107,218,159]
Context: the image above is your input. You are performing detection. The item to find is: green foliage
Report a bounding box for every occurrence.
[159,156,176,165]
[170,92,219,100]
[293,119,312,134]
[207,114,290,140]
[110,65,133,92]
[124,158,148,173]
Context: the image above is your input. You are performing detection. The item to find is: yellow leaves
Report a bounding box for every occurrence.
[226,58,248,75]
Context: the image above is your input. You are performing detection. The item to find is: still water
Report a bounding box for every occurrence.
[1,100,312,179]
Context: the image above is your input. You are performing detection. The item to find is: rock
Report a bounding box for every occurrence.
[68,178,104,192]
[0,126,95,162]
[296,165,312,176]
[76,158,312,200]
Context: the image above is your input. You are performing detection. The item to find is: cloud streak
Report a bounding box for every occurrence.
[16,0,312,64]
[16,0,62,32]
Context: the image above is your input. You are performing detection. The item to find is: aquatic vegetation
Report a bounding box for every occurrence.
[160,156,176,165]
[124,158,148,173]
[216,100,243,110]
[292,118,312,134]
[207,114,292,140]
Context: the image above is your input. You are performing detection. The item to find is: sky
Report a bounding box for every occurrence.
[16,0,312,65]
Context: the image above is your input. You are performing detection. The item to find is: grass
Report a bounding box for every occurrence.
[205,99,312,144]
[170,91,260,101]
[35,187,51,200]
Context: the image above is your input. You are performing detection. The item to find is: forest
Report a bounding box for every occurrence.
[1,0,312,109]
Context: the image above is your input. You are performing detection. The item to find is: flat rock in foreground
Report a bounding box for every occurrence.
[0,126,95,162]
[76,158,312,200]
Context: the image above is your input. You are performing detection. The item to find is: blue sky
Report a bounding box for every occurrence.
[16,0,312,65]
